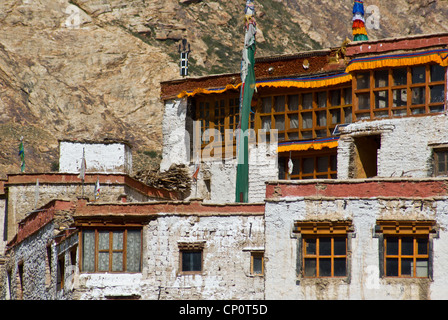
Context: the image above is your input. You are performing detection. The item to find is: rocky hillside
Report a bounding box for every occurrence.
[0,0,447,177]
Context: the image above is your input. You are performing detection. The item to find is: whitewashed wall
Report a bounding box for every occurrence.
[338,114,448,179]
[59,141,132,174]
[161,98,278,203]
[77,213,265,300]
[264,197,448,299]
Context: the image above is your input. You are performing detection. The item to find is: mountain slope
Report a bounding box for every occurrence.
[0,0,447,177]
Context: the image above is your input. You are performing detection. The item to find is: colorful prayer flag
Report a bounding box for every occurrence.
[352,0,368,41]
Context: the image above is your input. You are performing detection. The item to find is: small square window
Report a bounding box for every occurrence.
[251,252,264,276]
[433,148,448,177]
[181,251,202,273]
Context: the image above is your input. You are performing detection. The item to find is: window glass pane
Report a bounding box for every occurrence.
[275,96,285,112]
[252,255,263,274]
[417,238,428,255]
[99,231,109,250]
[182,251,202,272]
[317,92,327,108]
[430,85,444,103]
[330,90,341,106]
[303,158,314,174]
[289,114,299,129]
[304,258,316,277]
[98,252,109,271]
[112,252,123,272]
[357,93,370,110]
[316,111,326,127]
[344,88,352,105]
[386,258,398,276]
[112,231,123,250]
[288,132,299,141]
[356,72,370,89]
[375,70,389,87]
[430,64,445,82]
[416,259,428,277]
[401,237,414,255]
[393,68,407,86]
[401,258,413,276]
[127,230,142,272]
[386,237,398,255]
[392,89,407,107]
[262,97,271,113]
[319,237,331,255]
[344,107,352,123]
[334,258,346,276]
[302,93,313,109]
[319,258,331,276]
[275,115,285,130]
[82,230,95,272]
[288,94,299,111]
[330,155,337,171]
[315,130,326,138]
[317,156,328,173]
[305,238,316,255]
[412,66,426,84]
[411,87,425,105]
[261,116,271,131]
[334,238,346,255]
[375,91,388,109]
[292,158,300,175]
[301,112,313,129]
[331,109,341,124]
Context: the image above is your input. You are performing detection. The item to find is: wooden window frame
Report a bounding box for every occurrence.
[354,64,446,121]
[178,241,205,275]
[258,86,352,143]
[79,227,143,273]
[433,147,448,177]
[250,251,264,276]
[193,86,352,157]
[294,221,353,279]
[279,149,337,180]
[376,220,436,279]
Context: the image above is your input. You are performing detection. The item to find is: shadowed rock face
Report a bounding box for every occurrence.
[0,0,447,176]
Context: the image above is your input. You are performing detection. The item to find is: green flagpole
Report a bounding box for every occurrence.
[235,0,256,203]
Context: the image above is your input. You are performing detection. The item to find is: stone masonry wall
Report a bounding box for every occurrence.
[162,97,278,203]
[77,213,265,300]
[264,196,448,299]
[338,114,448,179]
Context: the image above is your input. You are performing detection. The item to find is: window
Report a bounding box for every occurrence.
[194,86,352,155]
[251,251,264,276]
[17,262,24,300]
[80,228,142,273]
[354,64,446,120]
[45,245,52,288]
[56,255,65,291]
[295,221,352,278]
[376,220,435,278]
[433,148,448,176]
[260,87,352,142]
[279,150,337,180]
[178,242,205,274]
